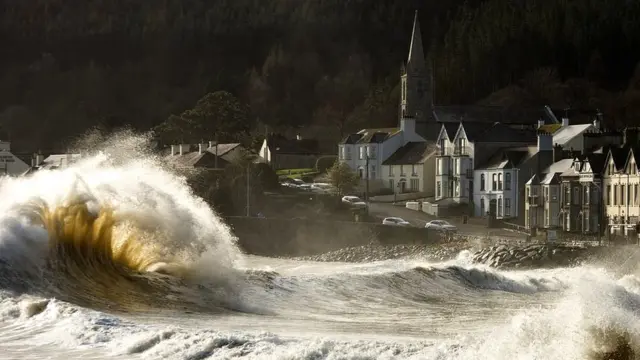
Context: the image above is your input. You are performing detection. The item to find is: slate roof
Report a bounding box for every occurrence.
[458,122,537,143]
[382,142,437,165]
[207,143,241,157]
[166,151,230,169]
[441,123,459,140]
[538,124,562,134]
[552,124,594,146]
[266,134,319,155]
[341,133,363,144]
[540,173,561,185]
[582,153,607,174]
[432,105,546,124]
[475,148,530,170]
[608,146,630,171]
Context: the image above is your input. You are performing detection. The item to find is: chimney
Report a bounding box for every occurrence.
[537,131,552,151]
[561,117,569,127]
[31,154,36,167]
[209,141,215,148]
[553,143,563,162]
[198,143,208,154]
[400,115,416,135]
[171,145,177,156]
[624,127,639,146]
[36,153,44,166]
[537,118,545,128]
[296,134,302,141]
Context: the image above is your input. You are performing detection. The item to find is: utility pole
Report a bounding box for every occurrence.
[365,154,370,202]
[214,133,219,169]
[246,164,250,217]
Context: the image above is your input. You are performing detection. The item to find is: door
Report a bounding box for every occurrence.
[489,199,497,218]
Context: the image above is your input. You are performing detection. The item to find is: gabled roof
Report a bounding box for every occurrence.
[356,128,400,144]
[541,158,574,174]
[442,123,460,141]
[526,174,540,185]
[605,146,629,172]
[475,148,529,170]
[623,147,640,173]
[207,143,241,157]
[382,142,436,165]
[340,133,363,145]
[582,153,606,174]
[541,173,561,185]
[166,150,229,169]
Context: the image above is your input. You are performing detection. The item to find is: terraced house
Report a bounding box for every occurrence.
[558,153,606,233]
[603,146,640,237]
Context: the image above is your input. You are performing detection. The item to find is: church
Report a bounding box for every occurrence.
[338,11,550,198]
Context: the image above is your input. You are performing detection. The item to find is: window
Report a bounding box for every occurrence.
[400,165,406,176]
[607,185,611,205]
[346,147,352,160]
[454,158,459,174]
[505,172,511,190]
[621,185,626,206]
[635,185,639,205]
[411,179,419,191]
[359,146,364,160]
[439,139,445,155]
[614,185,618,206]
[498,174,503,190]
[371,165,376,179]
[565,185,571,205]
[389,166,393,176]
[480,198,485,216]
[573,187,579,205]
[505,198,511,217]
[480,174,486,191]
[402,79,406,101]
[340,146,345,160]
[544,208,548,226]
[498,197,502,217]
[437,181,441,198]
[411,164,417,176]
[544,186,549,199]
[492,174,497,190]
[368,146,376,159]
[627,184,631,206]
[584,186,589,204]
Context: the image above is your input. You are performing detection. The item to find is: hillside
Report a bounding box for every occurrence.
[1,0,639,151]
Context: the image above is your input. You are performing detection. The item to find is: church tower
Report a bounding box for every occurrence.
[400,11,435,138]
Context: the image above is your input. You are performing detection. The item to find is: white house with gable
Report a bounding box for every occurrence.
[339,116,426,187]
[0,141,30,176]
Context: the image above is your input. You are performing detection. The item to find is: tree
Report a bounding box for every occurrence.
[327,161,359,196]
[153,91,251,144]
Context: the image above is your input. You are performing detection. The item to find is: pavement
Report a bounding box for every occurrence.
[367,202,522,238]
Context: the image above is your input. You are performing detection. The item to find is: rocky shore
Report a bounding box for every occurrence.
[470,243,596,269]
[291,241,469,263]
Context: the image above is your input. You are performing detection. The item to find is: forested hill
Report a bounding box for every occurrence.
[1,0,640,151]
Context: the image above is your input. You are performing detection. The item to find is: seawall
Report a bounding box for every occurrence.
[225,217,443,257]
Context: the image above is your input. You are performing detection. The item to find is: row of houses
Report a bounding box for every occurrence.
[526,131,640,236]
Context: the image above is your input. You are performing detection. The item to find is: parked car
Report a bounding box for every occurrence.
[424,220,457,233]
[382,217,411,227]
[341,195,367,208]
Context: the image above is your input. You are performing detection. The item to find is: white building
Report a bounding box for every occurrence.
[473,149,530,219]
[381,142,437,195]
[525,158,574,229]
[603,146,640,236]
[339,116,425,184]
[0,141,31,176]
[434,122,538,207]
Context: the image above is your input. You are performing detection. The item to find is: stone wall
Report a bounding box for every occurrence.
[225,217,443,257]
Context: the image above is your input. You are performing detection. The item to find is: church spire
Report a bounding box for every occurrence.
[407,11,426,74]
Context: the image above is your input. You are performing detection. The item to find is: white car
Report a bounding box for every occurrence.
[341,196,367,208]
[424,220,457,233]
[382,217,411,227]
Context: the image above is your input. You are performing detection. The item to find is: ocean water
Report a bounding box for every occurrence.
[1,133,639,360]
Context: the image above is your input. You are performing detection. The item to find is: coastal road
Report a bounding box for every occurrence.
[367,202,520,238]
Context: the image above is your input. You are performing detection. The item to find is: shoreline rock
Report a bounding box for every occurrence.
[470,243,596,269]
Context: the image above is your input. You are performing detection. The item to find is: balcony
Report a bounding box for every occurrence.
[527,196,542,206]
[437,147,454,156]
[453,146,472,156]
